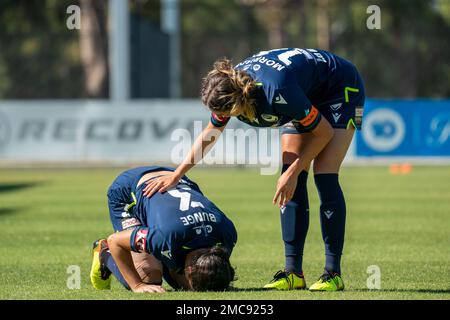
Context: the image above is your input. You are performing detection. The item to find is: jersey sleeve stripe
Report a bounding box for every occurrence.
[299,106,320,127]
[210,113,231,127]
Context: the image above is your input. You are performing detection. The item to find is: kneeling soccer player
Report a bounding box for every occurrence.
[90,166,237,293]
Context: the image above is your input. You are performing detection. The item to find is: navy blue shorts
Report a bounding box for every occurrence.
[107,166,175,232]
[282,61,365,134]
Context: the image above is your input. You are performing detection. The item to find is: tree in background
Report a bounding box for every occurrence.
[79,0,109,98]
[0,0,448,99]
[0,0,109,99]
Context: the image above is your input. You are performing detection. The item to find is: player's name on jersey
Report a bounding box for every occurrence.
[179,211,217,226]
[235,56,286,72]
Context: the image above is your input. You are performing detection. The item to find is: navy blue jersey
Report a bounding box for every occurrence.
[130,178,237,272]
[107,166,199,231]
[210,48,360,131]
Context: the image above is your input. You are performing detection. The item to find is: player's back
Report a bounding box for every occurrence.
[133,177,237,268]
[235,48,349,98]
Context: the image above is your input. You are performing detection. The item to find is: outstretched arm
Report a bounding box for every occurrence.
[143,120,226,197]
[107,230,165,293]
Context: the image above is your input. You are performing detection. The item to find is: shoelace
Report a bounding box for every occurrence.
[319,273,331,282]
[271,270,293,289]
[318,271,340,284]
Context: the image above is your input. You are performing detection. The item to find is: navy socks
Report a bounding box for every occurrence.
[314,173,346,275]
[103,250,130,290]
[280,164,309,274]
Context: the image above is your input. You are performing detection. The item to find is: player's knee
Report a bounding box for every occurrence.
[107,233,118,247]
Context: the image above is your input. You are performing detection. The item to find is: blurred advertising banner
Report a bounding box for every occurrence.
[356,100,450,157]
[1,99,449,164]
[0,100,210,162]
[0,100,280,173]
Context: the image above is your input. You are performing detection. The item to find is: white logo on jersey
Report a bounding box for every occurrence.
[274,94,288,104]
[252,64,261,71]
[193,224,213,235]
[330,103,343,111]
[332,113,342,123]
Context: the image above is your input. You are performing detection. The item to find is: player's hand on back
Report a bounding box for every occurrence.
[132,282,165,293]
[143,173,180,198]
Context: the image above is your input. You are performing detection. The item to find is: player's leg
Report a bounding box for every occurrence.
[90,185,126,290]
[91,239,162,290]
[309,127,355,291]
[91,172,142,290]
[264,126,312,290]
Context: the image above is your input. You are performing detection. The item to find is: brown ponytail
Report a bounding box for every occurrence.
[201,58,256,121]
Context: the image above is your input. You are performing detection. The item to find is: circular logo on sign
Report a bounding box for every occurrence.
[362,108,405,152]
[0,110,11,147]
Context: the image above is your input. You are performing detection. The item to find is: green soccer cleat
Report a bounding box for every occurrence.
[90,239,112,290]
[309,271,344,291]
[263,270,306,290]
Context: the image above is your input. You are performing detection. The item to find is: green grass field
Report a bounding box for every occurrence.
[0,166,449,300]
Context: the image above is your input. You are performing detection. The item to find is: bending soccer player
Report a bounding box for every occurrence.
[143,48,366,291]
[90,166,237,293]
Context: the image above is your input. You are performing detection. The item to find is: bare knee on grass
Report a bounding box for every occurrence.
[313,128,355,174]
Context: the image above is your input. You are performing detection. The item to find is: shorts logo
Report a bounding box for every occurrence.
[274,94,288,104]
[355,106,364,126]
[299,106,319,127]
[324,210,334,219]
[121,218,141,230]
[121,211,131,218]
[330,103,342,111]
[332,113,342,123]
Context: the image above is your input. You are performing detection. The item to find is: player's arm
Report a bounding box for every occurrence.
[274,117,333,204]
[107,229,165,293]
[143,116,227,197]
[272,87,334,206]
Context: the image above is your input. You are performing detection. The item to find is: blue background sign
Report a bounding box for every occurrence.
[356,99,450,157]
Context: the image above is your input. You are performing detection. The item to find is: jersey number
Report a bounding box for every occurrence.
[256,48,326,66]
[168,186,204,212]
